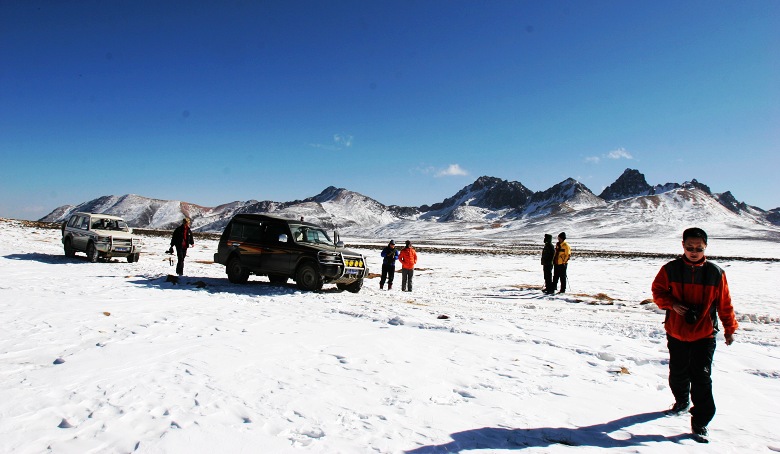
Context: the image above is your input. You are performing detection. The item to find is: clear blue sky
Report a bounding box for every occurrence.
[1,0,778,220]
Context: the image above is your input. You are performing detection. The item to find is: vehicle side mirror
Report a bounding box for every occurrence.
[128,228,133,234]
[278,234,288,243]
[336,241,345,248]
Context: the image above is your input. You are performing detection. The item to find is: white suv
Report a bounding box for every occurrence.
[62,212,142,263]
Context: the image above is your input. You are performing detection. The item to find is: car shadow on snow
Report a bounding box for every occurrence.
[127,274,346,297]
[3,252,96,265]
[404,411,689,452]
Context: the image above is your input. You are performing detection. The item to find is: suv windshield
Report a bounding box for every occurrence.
[290,224,334,246]
[92,218,129,231]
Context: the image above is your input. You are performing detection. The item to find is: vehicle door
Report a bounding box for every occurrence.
[258,222,293,273]
[70,215,91,250]
[226,221,264,270]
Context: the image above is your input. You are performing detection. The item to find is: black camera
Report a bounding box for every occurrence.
[685,306,700,324]
[166,247,174,255]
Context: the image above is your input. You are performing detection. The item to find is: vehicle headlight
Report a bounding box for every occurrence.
[97,236,112,243]
[345,258,364,268]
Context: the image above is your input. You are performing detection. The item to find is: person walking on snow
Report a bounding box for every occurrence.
[541,234,555,294]
[379,240,399,290]
[552,232,571,293]
[169,218,194,276]
[398,240,417,292]
[651,227,737,442]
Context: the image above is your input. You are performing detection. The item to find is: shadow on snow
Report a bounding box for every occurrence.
[405,411,690,453]
[127,274,347,297]
[3,252,95,265]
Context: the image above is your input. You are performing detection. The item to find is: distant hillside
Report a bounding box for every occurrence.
[39,169,780,241]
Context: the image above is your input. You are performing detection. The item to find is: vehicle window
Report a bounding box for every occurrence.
[290,224,334,246]
[229,222,262,242]
[228,223,245,241]
[244,224,263,242]
[80,217,90,230]
[67,216,79,228]
[263,223,288,243]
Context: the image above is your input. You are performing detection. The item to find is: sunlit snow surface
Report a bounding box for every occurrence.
[1,219,778,453]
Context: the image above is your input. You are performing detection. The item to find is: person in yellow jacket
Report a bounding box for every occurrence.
[552,232,571,293]
[397,240,418,292]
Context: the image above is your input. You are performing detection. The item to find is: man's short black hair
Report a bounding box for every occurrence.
[683,227,708,244]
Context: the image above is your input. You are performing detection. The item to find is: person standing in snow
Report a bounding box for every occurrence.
[651,227,737,442]
[552,232,571,293]
[398,240,417,292]
[379,240,399,290]
[169,218,194,276]
[541,234,555,294]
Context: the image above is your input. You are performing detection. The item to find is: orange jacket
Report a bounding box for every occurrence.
[652,257,738,341]
[398,246,417,270]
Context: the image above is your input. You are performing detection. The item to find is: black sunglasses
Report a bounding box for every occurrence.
[685,247,705,252]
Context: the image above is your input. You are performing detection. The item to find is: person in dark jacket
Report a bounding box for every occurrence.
[541,234,555,294]
[379,240,399,290]
[169,218,194,276]
[651,227,737,442]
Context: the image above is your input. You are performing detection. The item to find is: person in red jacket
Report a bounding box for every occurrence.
[397,240,417,292]
[651,227,737,442]
[169,218,194,276]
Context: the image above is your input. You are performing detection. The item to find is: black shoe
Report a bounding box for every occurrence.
[664,401,690,415]
[692,424,709,443]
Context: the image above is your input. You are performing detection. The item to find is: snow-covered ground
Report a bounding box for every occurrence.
[1,218,778,453]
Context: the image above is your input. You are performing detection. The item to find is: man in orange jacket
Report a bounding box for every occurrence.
[397,240,417,292]
[651,227,737,442]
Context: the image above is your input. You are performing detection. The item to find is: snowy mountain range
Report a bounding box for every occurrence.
[39,169,780,241]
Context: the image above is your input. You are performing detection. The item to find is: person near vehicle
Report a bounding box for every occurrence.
[651,227,737,441]
[379,240,399,290]
[541,234,555,294]
[398,240,418,292]
[169,218,194,276]
[552,232,571,293]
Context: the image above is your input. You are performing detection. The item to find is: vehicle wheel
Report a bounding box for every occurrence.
[296,263,322,291]
[87,242,99,263]
[63,238,76,258]
[127,253,139,263]
[268,275,288,285]
[340,278,363,293]
[226,256,250,284]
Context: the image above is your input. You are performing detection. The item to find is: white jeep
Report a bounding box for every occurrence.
[62,212,142,263]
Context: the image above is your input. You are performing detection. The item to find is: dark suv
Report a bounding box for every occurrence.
[213,214,368,292]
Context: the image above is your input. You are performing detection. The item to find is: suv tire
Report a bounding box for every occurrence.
[227,256,250,284]
[127,253,139,263]
[296,262,323,291]
[63,238,76,258]
[87,242,99,263]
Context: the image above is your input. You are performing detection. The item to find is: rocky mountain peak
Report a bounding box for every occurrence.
[599,168,652,201]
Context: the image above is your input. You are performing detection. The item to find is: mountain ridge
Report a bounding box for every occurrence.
[39,169,780,240]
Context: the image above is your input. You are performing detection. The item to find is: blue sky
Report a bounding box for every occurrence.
[1,0,778,220]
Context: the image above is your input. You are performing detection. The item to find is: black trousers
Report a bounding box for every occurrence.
[667,334,717,428]
[175,245,188,276]
[552,263,567,292]
[543,265,553,292]
[380,264,395,287]
[401,268,414,291]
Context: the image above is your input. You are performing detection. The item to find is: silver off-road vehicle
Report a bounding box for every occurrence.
[62,212,142,263]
